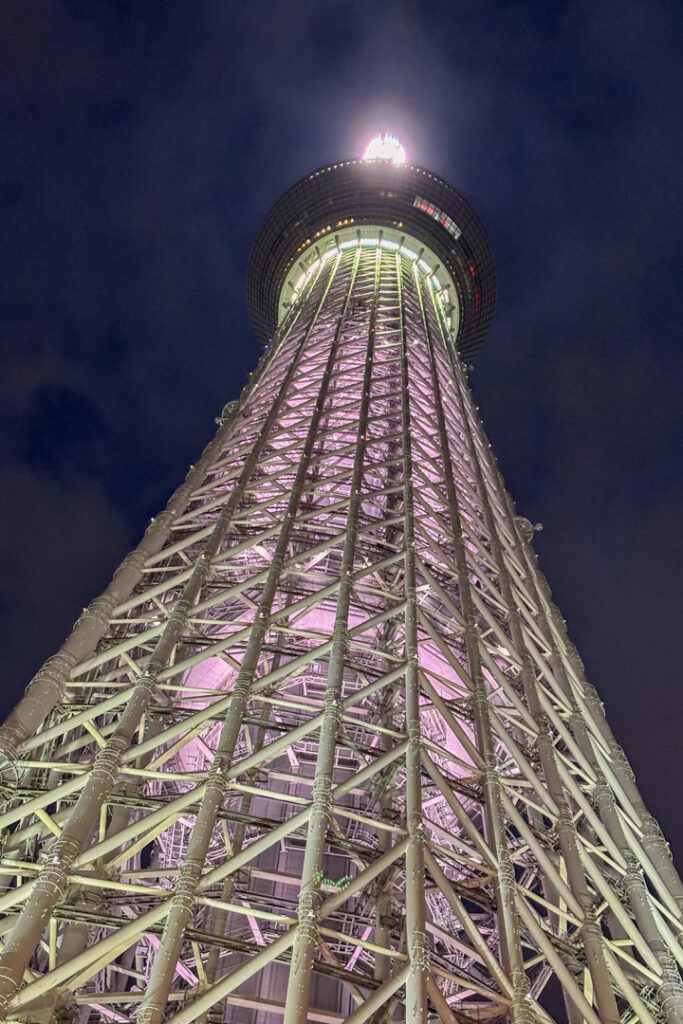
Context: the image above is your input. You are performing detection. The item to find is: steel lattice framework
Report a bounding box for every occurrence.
[0,153,681,1024]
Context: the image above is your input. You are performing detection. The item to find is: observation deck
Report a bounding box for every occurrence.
[247,156,496,360]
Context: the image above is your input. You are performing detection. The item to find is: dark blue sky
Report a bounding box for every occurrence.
[1,1,681,861]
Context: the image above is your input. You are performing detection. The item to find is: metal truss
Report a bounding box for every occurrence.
[0,238,681,1024]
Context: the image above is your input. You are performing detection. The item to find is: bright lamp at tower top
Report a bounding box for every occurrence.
[362,133,407,164]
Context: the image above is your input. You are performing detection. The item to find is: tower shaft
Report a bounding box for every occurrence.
[0,230,680,1024]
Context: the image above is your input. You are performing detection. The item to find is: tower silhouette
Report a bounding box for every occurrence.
[0,138,680,1024]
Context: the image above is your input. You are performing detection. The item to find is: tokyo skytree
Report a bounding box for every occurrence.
[0,135,680,1024]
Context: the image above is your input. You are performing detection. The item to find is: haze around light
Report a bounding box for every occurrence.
[362,133,407,164]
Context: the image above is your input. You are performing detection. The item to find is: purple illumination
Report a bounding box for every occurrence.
[0,168,679,1024]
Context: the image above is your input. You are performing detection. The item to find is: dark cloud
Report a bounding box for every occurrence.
[0,465,129,719]
[0,0,681,865]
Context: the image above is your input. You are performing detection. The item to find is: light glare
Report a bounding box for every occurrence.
[362,133,407,165]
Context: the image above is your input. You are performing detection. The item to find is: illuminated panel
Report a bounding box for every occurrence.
[276,225,460,340]
[414,195,462,240]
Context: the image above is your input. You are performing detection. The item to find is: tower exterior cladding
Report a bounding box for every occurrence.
[0,141,681,1024]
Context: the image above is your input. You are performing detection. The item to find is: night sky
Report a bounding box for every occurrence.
[1,1,681,864]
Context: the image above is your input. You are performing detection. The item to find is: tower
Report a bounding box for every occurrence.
[0,135,680,1024]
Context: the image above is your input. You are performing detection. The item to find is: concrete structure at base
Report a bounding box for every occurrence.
[0,137,680,1024]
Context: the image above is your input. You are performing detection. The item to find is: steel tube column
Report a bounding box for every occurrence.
[138,255,354,1024]
[0,262,329,1019]
[0,412,233,805]
[416,267,532,1023]
[444,315,620,1024]
[395,254,431,1021]
[581,682,683,918]
[283,243,373,1023]
[0,295,305,787]
[455,343,683,1024]
[196,698,276,1024]
[2,184,681,1024]
[504,513,683,1024]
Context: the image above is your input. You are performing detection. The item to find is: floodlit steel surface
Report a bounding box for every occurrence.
[0,160,681,1024]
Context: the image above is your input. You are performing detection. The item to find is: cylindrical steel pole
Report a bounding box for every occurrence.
[283,244,373,1023]
[416,267,533,1023]
[0,295,308,783]
[398,254,430,1021]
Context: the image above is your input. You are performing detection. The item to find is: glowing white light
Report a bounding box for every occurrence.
[362,133,407,165]
[288,236,449,319]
